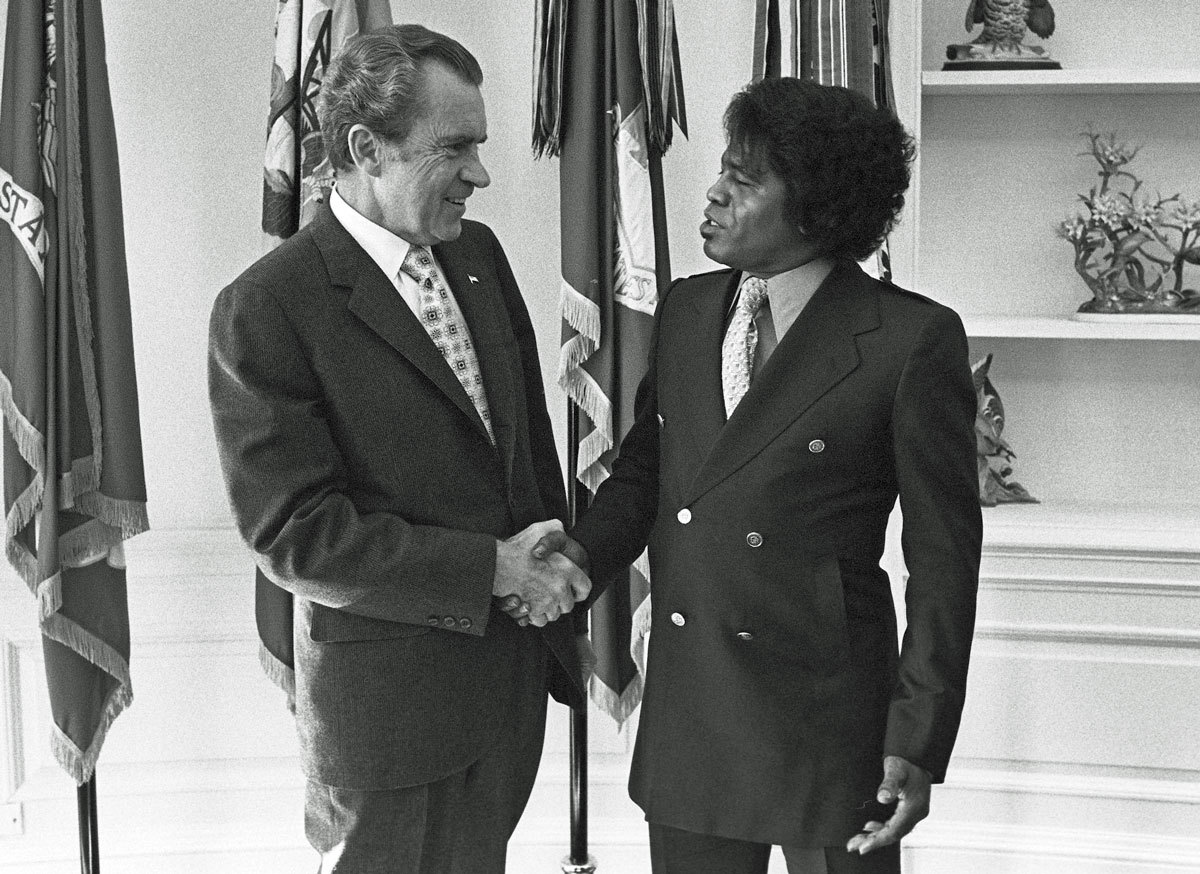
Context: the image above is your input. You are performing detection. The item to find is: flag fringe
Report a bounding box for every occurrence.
[48,675,131,785]
[0,371,47,473]
[42,603,134,784]
[36,571,63,619]
[75,491,150,540]
[59,517,122,569]
[576,427,612,494]
[5,538,39,596]
[557,279,616,491]
[559,279,601,345]
[258,641,297,705]
[589,671,644,730]
[4,473,43,548]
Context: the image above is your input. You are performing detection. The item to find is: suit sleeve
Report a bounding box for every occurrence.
[884,306,982,781]
[569,281,676,599]
[208,279,497,635]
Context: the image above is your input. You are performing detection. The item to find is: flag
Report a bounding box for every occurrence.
[256,0,393,701]
[262,0,393,244]
[534,0,685,724]
[752,0,894,107]
[752,0,896,276]
[1,0,149,784]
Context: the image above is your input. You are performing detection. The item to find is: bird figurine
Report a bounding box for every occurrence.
[945,0,1060,69]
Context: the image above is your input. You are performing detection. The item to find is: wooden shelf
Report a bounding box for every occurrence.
[982,502,1200,555]
[922,69,1200,96]
[961,315,1200,341]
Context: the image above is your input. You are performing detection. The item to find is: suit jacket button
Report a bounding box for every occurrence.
[736,631,753,641]
[809,439,825,453]
[746,532,763,548]
[670,612,686,626]
[459,617,472,630]
[677,508,692,524]
[442,616,456,628]
[426,615,440,626]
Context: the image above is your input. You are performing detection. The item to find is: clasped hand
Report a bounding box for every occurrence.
[493,520,590,627]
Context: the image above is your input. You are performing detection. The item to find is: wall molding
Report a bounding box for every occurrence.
[974,619,1200,650]
[981,574,1200,599]
[907,820,1200,871]
[946,766,1200,805]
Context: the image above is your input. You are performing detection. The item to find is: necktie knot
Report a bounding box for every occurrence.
[400,246,436,286]
[739,277,769,315]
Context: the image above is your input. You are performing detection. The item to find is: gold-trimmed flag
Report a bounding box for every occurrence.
[1,0,149,784]
[534,0,685,724]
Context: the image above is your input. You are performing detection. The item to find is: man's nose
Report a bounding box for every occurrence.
[464,154,490,189]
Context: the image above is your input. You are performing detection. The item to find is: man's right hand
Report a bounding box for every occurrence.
[530,527,590,574]
[493,521,590,627]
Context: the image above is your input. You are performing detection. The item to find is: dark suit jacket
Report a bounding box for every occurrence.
[209,206,583,790]
[571,261,982,846]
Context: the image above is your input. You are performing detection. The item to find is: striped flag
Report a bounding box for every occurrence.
[752,0,896,275]
[255,0,393,700]
[752,0,894,107]
[1,0,149,783]
[534,0,685,724]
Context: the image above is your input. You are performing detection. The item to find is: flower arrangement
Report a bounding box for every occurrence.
[1058,131,1200,314]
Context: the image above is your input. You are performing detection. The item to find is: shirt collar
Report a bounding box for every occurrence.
[329,187,414,283]
[740,256,836,340]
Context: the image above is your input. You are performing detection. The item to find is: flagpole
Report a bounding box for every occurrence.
[76,775,99,874]
[564,404,595,874]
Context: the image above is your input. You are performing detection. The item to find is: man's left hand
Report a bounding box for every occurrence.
[845,755,931,855]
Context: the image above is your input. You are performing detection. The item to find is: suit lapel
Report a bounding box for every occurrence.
[685,261,880,504]
[435,241,518,467]
[676,272,738,475]
[310,208,501,451]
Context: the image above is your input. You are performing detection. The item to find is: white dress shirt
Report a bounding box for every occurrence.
[729,256,836,373]
[329,187,452,320]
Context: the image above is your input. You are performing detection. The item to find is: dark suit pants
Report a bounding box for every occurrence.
[304,661,549,873]
[649,823,901,874]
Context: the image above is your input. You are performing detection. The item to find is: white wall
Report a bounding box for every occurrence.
[2,2,1198,872]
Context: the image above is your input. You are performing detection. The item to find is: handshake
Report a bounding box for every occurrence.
[493,520,591,627]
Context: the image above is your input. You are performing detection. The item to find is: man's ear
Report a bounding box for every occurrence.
[346,124,386,176]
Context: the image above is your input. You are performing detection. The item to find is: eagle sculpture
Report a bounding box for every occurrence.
[946,0,1058,68]
[965,0,1055,49]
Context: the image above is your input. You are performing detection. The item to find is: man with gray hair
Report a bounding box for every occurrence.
[208,24,588,872]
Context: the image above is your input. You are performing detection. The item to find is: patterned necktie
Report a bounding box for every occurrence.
[400,246,496,444]
[721,276,769,418]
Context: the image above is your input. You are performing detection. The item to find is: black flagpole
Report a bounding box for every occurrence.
[563,402,594,874]
[563,1,615,871]
[77,774,99,874]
